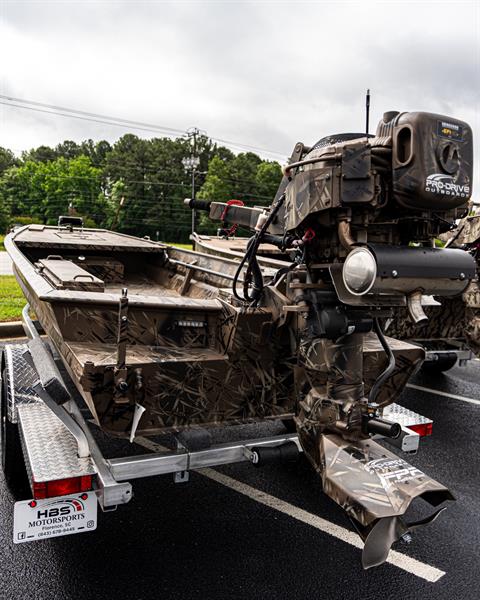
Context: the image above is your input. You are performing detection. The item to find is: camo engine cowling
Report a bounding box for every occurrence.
[284,111,473,249]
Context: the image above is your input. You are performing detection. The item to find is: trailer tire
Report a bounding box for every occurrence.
[1,369,29,498]
[422,354,458,373]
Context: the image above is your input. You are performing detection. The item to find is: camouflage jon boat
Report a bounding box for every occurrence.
[5,222,422,440]
[4,109,476,569]
[5,223,293,438]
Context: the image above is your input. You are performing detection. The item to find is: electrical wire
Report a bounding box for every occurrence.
[0,101,181,138]
[0,94,186,135]
[0,96,288,160]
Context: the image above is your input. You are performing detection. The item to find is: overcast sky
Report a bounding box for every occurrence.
[0,0,479,185]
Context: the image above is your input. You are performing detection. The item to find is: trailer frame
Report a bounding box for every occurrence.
[1,304,429,538]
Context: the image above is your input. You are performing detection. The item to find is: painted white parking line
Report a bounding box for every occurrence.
[135,437,445,582]
[407,383,480,406]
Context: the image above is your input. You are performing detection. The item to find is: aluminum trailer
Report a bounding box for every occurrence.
[418,339,473,372]
[1,305,432,545]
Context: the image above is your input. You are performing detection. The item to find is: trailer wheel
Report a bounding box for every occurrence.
[1,368,29,498]
[422,354,458,373]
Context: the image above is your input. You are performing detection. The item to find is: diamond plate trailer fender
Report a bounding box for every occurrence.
[2,344,96,494]
[3,340,132,510]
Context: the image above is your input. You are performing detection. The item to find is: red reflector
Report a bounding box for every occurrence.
[409,422,433,437]
[33,475,93,499]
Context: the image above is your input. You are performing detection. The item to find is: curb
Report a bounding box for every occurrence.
[0,321,25,339]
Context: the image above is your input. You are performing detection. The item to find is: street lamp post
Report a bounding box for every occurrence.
[182,155,200,234]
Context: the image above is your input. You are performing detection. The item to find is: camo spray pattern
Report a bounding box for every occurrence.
[297,332,424,408]
[465,308,480,355]
[435,214,480,355]
[464,281,480,355]
[460,215,480,354]
[284,167,334,230]
[389,210,480,358]
[451,214,480,245]
[309,433,452,527]
[385,298,466,341]
[50,297,296,435]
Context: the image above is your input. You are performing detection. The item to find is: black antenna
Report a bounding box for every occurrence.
[365,89,370,136]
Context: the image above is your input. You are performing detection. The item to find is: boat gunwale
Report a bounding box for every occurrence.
[5,226,227,311]
[191,232,293,269]
[38,289,224,309]
[11,223,168,249]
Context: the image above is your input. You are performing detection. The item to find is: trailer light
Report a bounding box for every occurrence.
[33,475,94,500]
[342,247,377,295]
[408,422,433,437]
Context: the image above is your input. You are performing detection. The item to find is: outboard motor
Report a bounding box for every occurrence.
[186,109,475,567]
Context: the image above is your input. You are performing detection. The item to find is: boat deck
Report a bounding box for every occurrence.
[65,341,226,367]
[105,279,181,298]
[14,225,164,252]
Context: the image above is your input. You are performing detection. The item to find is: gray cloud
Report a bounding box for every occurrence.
[0,0,478,187]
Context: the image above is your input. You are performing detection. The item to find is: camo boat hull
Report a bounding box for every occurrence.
[6,224,422,439]
[6,225,300,437]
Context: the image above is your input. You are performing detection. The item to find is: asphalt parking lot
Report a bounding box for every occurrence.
[0,348,479,600]
[0,252,13,276]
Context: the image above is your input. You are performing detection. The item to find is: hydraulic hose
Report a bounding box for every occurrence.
[368,318,396,407]
[232,193,286,303]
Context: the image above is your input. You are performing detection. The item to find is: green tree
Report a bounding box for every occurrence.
[59,155,106,224]
[255,161,282,201]
[197,155,233,202]
[0,135,281,241]
[79,139,112,167]
[21,145,57,163]
[0,147,18,176]
[198,153,281,206]
[103,134,196,241]
[227,152,262,203]
[0,196,10,232]
[0,161,46,219]
[55,140,82,160]
[197,156,236,234]
[108,180,127,230]
[0,155,105,226]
